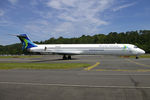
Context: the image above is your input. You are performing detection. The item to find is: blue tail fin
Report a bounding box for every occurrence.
[17,34,37,50]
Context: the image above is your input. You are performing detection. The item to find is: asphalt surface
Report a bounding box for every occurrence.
[0,55,150,100]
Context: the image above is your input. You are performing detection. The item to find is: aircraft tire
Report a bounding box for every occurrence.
[136,56,139,59]
[63,55,67,60]
[68,55,71,60]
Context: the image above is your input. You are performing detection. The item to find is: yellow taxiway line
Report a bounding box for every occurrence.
[93,59,150,72]
[84,62,100,71]
[127,59,150,67]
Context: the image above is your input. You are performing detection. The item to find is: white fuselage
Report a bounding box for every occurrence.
[28,44,145,56]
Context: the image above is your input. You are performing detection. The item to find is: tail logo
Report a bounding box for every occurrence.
[22,38,28,49]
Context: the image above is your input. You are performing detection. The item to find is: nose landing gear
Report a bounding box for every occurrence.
[136,56,139,59]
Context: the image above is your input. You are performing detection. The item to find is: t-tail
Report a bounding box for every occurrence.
[17,34,37,50]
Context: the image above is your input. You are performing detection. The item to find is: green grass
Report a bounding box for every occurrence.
[129,54,150,58]
[120,54,150,58]
[0,63,90,70]
[139,54,150,58]
[0,55,41,58]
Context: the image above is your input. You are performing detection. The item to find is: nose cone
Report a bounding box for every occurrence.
[138,49,145,54]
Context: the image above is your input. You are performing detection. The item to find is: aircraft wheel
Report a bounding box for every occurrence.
[63,55,67,60]
[136,56,139,59]
[68,55,71,60]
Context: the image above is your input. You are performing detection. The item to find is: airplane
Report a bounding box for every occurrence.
[15,34,145,59]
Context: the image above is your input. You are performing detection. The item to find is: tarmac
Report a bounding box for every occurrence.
[0,55,150,100]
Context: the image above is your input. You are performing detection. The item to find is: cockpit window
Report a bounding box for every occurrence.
[134,46,138,48]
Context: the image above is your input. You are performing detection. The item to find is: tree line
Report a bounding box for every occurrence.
[0,30,150,55]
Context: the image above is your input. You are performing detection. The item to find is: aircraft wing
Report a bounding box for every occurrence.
[50,50,82,55]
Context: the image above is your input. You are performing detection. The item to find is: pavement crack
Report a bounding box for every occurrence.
[129,75,148,99]
[129,75,139,87]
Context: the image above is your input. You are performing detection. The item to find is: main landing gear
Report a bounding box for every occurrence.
[63,55,72,60]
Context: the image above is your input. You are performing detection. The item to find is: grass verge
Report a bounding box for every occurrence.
[121,54,150,58]
[0,63,90,70]
[129,54,150,58]
[0,55,41,58]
